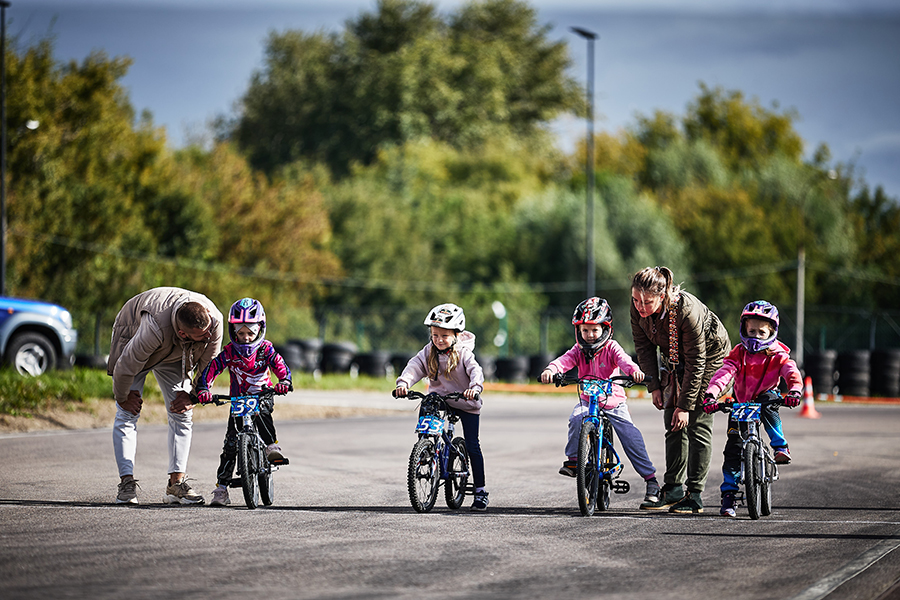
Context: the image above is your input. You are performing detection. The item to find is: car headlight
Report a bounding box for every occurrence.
[60,310,73,330]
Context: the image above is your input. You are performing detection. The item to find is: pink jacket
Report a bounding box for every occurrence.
[396,331,485,414]
[545,340,642,409]
[706,340,802,403]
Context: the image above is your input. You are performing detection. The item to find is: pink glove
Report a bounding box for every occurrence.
[274,381,291,395]
[196,390,211,404]
[701,394,719,415]
[784,391,801,408]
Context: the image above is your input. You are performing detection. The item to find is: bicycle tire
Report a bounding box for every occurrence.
[238,433,260,509]
[576,421,599,517]
[760,452,773,517]
[259,459,275,506]
[597,422,612,512]
[444,437,469,510]
[744,442,761,520]
[408,437,439,513]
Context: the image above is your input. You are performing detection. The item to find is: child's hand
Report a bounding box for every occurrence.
[539,369,554,384]
[196,390,211,404]
[784,391,802,408]
[274,381,291,395]
[463,388,479,401]
[393,386,408,398]
[631,369,645,383]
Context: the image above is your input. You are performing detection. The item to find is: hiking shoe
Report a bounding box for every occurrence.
[669,491,704,514]
[720,492,736,518]
[116,476,140,504]
[643,478,661,504]
[209,486,230,507]
[266,443,285,462]
[640,485,684,510]
[774,447,791,464]
[558,460,577,478]
[164,478,205,505]
[471,490,489,512]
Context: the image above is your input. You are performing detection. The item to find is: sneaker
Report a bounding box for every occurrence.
[558,460,577,478]
[643,478,661,504]
[720,492,737,518]
[209,486,230,507]
[669,491,704,514]
[471,490,489,512]
[164,477,205,505]
[774,447,792,464]
[116,476,140,504]
[266,443,284,462]
[640,485,684,510]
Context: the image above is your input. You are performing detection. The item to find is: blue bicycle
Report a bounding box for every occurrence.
[553,372,647,516]
[398,390,473,513]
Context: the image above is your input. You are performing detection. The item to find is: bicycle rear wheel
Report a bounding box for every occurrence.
[408,437,439,513]
[576,421,599,517]
[760,452,773,517]
[444,437,469,510]
[597,422,612,512]
[238,433,260,509]
[744,442,761,520]
[259,460,275,506]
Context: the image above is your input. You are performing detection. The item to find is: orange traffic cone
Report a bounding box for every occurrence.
[798,376,821,419]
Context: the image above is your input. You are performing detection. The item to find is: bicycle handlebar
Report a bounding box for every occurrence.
[713,390,786,413]
[539,372,653,388]
[392,389,480,403]
[196,385,293,407]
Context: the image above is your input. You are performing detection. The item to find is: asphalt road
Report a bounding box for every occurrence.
[1,391,899,600]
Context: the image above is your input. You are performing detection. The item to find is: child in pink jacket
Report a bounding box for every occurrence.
[702,300,802,517]
[394,303,488,511]
[540,297,660,508]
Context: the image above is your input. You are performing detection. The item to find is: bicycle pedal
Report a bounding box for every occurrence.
[611,480,630,494]
[270,457,289,466]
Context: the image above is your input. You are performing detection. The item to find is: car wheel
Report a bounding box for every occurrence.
[6,332,57,376]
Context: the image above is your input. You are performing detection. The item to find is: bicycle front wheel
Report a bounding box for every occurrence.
[238,433,260,509]
[408,437,439,513]
[744,442,761,520]
[577,421,599,517]
[444,437,469,510]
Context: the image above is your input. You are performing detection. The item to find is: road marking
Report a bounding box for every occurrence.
[786,538,900,600]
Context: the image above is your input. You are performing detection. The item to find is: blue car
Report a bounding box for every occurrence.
[0,296,78,375]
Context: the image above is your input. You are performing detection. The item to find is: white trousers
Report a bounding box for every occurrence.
[113,363,193,477]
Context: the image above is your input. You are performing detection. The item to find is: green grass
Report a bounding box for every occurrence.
[0,367,398,416]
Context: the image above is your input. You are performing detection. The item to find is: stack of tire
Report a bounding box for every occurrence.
[529,354,554,382]
[836,350,870,397]
[803,350,837,396]
[273,338,322,375]
[321,341,357,374]
[870,349,900,398]
[475,354,497,383]
[495,356,529,383]
[353,350,393,378]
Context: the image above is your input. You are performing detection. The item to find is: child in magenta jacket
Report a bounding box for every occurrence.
[702,300,802,517]
[540,297,660,508]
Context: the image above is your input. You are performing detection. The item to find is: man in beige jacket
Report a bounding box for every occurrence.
[108,287,223,505]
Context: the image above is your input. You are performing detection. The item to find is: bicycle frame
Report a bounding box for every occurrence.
[414,397,460,482]
[579,378,627,488]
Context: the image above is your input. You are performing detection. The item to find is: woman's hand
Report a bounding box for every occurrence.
[671,407,689,431]
[651,389,664,410]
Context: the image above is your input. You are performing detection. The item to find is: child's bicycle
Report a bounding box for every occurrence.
[711,389,786,520]
[199,386,290,509]
[551,372,649,516]
[395,390,474,513]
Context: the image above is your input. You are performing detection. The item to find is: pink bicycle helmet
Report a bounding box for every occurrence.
[228,297,267,357]
[740,300,779,353]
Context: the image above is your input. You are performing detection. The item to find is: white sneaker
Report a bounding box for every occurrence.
[209,486,230,507]
[116,476,140,504]
[164,478,205,505]
[266,443,284,461]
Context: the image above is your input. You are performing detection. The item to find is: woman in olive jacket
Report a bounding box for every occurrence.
[630,267,731,514]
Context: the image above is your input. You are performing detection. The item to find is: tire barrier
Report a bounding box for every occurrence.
[870,348,900,398]
[476,354,497,383]
[353,350,393,378]
[495,356,529,383]
[289,338,322,373]
[321,342,357,374]
[803,350,837,396]
[528,354,554,381]
[836,350,870,397]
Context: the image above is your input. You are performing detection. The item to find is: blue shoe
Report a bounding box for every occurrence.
[471,490,489,512]
[720,492,736,517]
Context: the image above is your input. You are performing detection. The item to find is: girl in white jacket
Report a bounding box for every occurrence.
[394,303,488,511]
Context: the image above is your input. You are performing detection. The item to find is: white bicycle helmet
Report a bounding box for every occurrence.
[424,303,466,332]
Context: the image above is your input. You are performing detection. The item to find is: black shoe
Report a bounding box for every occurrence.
[640,485,684,510]
[669,491,703,514]
[471,491,489,512]
[558,460,577,478]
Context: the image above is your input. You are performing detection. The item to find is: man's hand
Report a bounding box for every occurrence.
[118,390,143,416]
[170,391,194,414]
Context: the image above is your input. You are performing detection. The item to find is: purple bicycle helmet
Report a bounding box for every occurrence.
[572,297,613,357]
[740,300,779,353]
[228,297,267,357]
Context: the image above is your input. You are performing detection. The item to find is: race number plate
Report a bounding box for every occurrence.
[230,396,259,417]
[731,404,762,422]
[415,415,444,435]
[580,380,613,398]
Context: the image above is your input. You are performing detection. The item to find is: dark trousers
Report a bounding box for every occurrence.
[452,409,486,489]
[216,413,277,486]
[663,407,714,494]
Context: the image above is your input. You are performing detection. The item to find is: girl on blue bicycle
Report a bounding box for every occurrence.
[540,297,661,509]
[394,303,488,512]
[701,300,802,517]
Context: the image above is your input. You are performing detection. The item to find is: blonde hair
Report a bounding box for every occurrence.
[426,329,460,381]
[632,266,682,305]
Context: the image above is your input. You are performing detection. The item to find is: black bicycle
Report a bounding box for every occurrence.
[201,387,289,509]
[397,390,473,513]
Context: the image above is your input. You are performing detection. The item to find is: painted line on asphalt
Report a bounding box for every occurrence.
[786,538,900,600]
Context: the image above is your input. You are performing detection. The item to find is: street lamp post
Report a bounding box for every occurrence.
[571,26,597,298]
[0,1,9,297]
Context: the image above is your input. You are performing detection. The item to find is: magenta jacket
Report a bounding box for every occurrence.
[396,331,485,414]
[545,340,642,409]
[706,340,802,403]
[197,340,291,396]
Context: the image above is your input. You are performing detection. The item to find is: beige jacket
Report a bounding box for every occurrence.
[107,287,224,404]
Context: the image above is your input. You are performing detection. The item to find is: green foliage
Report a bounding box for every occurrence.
[0,368,112,415]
